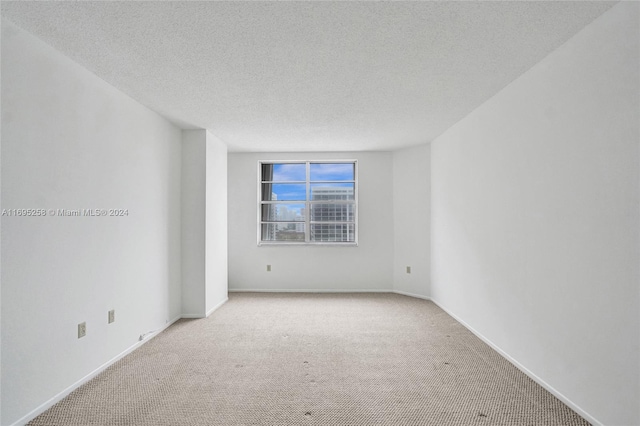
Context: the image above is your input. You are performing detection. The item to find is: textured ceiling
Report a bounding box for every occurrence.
[1,1,615,152]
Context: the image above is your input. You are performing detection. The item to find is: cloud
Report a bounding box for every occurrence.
[269,162,354,181]
[272,164,306,181]
[310,163,354,181]
[272,184,306,200]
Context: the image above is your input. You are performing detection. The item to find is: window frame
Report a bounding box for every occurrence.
[257,160,358,246]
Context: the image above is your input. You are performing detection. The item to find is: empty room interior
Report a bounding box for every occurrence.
[1,1,638,426]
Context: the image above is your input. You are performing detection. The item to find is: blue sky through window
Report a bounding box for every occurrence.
[271,184,306,201]
[310,163,354,181]
[268,163,354,202]
[271,164,305,181]
[271,163,354,181]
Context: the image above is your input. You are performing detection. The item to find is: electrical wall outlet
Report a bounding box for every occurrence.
[266,264,271,272]
[78,322,86,338]
[108,309,115,324]
[406,266,411,274]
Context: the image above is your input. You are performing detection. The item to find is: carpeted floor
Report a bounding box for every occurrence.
[29,293,588,425]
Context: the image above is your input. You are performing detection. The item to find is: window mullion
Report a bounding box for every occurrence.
[258,160,357,245]
[305,162,310,243]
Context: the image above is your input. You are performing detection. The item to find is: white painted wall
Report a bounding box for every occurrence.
[205,133,228,315]
[1,19,182,426]
[181,130,207,317]
[228,152,393,291]
[431,3,639,425]
[392,144,430,298]
[182,130,228,317]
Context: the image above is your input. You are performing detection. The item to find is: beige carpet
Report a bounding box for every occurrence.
[29,293,588,425]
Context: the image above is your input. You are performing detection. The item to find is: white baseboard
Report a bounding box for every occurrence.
[10,314,183,426]
[12,293,597,426]
[169,298,229,320]
[392,290,431,300]
[428,298,601,426]
[181,313,204,318]
[229,288,391,293]
[10,297,232,426]
[229,289,432,302]
[206,297,228,317]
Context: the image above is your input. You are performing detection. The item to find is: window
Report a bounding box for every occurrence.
[258,161,357,245]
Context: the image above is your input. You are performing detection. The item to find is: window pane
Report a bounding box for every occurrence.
[262,163,306,181]
[261,223,306,242]
[310,223,355,242]
[310,183,354,201]
[261,183,306,201]
[261,204,305,221]
[310,203,355,222]
[310,163,354,181]
[259,160,356,244]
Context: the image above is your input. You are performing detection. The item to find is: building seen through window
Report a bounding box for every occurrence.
[259,161,357,244]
